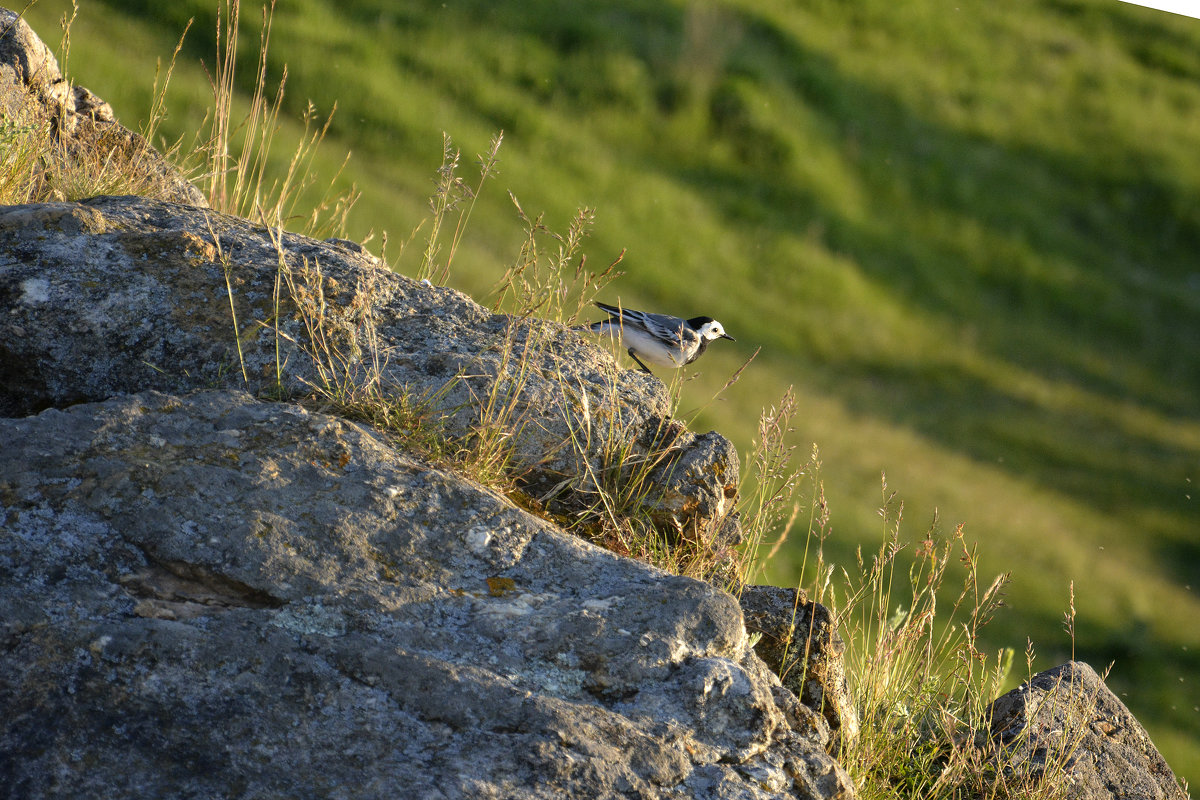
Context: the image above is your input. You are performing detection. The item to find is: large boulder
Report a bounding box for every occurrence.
[0,196,738,541]
[0,389,852,799]
[984,661,1188,800]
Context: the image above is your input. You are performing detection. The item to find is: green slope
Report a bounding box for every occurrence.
[21,0,1199,785]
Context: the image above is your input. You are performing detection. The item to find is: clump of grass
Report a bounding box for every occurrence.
[724,385,1099,797]
[550,369,683,553]
[0,0,356,232]
[0,108,45,204]
[0,1,65,203]
[266,229,455,460]
[741,439,1098,799]
[272,241,537,490]
[834,498,1012,799]
[449,318,539,489]
[0,4,190,205]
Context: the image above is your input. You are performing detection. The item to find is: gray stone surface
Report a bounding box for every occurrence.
[0,195,738,537]
[0,390,851,799]
[985,661,1188,800]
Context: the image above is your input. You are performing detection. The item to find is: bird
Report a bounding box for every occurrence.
[583,301,735,373]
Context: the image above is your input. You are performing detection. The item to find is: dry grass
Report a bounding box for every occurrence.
[0,80,190,205]
[751,447,1098,799]
[189,0,359,236]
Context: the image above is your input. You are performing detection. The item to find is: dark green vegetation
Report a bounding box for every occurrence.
[22,0,1200,785]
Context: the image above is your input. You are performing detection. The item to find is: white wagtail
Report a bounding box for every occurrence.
[583,301,735,373]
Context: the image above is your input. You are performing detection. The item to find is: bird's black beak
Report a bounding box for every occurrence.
[722,334,736,341]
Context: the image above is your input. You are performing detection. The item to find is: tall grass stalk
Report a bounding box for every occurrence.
[195,0,357,236]
[418,132,503,284]
[53,0,78,83]
[142,19,192,162]
[210,213,250,384]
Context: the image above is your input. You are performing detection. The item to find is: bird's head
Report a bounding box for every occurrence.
[689,316,735,342]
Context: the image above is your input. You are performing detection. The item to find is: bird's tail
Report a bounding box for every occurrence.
[575,302,624,333]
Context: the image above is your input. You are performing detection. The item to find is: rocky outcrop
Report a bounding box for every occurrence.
[985,661,1189,800]
[0,196,738,542]
[0,8,205,206]
[739,586,858,749]
[0,389,852,800]
[0,15,846,797]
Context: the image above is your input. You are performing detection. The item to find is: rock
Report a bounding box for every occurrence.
[0,8,67,105]
[0,8,205,206]
[647,429,741,537]
[0,194,737,540]
[739,586,859,749]
[984,661,1188,800]
[0,389,849,799]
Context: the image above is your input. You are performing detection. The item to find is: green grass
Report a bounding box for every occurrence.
[16,0,1200,790]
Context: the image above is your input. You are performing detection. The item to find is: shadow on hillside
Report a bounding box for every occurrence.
[613,5,1200,575]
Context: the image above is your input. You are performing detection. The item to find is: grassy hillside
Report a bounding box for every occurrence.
[20,0,1200,786]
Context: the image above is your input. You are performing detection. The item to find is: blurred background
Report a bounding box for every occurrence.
[21,0,1199,785]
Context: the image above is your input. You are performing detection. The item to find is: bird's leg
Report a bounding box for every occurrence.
[628,349,653,373]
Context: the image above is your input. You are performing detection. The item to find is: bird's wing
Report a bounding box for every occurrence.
[636,310,694,348]
[595,303,695,348]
